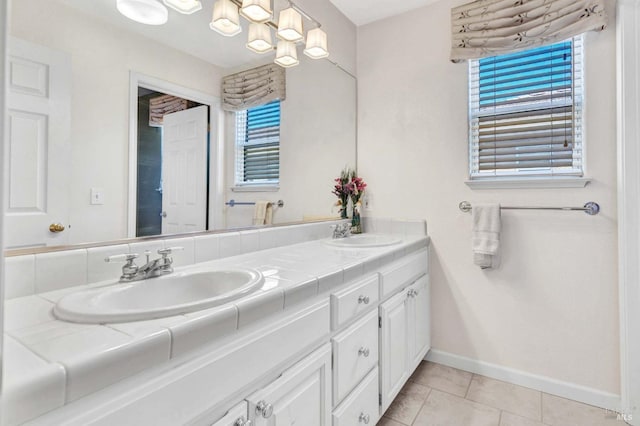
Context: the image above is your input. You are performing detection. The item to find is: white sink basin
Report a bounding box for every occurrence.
[53,268,264,323]
[324,234,402,248]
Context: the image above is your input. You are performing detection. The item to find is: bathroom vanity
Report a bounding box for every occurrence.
[1,219,430,425]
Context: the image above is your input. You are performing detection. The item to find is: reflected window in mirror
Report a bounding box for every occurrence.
[235,100,281,188]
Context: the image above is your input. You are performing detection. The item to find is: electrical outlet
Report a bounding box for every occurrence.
[363,193,373,211]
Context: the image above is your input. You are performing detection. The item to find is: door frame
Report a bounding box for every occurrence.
[127,72,224,237]
[617,0,640,423]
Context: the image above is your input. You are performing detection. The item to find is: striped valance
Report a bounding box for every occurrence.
[222,63,286,112]
[451,0,608,61]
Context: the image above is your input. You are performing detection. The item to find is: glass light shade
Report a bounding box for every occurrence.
[116,0,168,25]
[209,0,241,37]
[240,0,272,23]
[277,7,303,42]
[163,0,202,14]
[275,40,299,68]
[303,28,329,59]
[247,23,273,54]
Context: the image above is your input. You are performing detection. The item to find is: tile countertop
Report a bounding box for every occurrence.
[1,234,430,424]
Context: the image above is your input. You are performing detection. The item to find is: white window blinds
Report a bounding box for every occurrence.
[468,36,584,178]
[235,100,280,185]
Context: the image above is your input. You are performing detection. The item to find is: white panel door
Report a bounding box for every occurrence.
[379,290,409,413]
[247,344,331,426]
[5,38,71,248]
[161,105,207,234]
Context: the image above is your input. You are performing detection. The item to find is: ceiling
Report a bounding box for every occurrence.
[329,0,442,26]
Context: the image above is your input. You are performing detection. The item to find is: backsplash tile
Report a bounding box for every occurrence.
[194,234,220,263]
[219,232,242,257]
[240,230,260,254]
[4,255,36,299]
[35,250,88,293]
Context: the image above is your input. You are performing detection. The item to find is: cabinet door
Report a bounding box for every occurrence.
[408,275,431,370]
[246,344,331,426]
[379,290,409,412]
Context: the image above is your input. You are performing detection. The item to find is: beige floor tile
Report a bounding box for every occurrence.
[410,361,473,397]
[413,389,500,426]
[500,411,547,426]
[466,375,542,421]
[542,393,620,426]
[377,416,408,426]
[384,393,425,425]
[399,380,432,401]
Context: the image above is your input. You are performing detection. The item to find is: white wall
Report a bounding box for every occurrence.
[10,0,223,244]
[358,0,620,397]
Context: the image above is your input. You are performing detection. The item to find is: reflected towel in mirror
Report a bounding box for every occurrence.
[253,201,273,225]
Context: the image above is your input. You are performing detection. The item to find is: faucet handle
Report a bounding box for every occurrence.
[105,253,138,263]
[157,246,184,257]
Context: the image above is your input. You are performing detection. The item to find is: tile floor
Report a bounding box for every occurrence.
[379,362,624,426]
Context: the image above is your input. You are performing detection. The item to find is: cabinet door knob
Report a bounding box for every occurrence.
[359,412,370,424]
[358,347,370,357]
[358,295,370,304]
[255,400,273,418]
[234,417,252,426]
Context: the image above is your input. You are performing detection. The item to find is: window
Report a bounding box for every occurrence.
[468,36,584,180]
[235,100,280,186]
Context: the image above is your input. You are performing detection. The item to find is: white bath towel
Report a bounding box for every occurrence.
[253,201,273,226]
[472,203,501,269]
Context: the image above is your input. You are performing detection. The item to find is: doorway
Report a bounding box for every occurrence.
[127,73,224,238]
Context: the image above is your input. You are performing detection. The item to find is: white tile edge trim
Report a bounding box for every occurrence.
[425,349,622,412]
[464,177,591,190]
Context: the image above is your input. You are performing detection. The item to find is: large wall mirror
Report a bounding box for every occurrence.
[5,0,356,251]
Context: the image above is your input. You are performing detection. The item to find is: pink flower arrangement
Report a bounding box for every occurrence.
[332,167,367,219]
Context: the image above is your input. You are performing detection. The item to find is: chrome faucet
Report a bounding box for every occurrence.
[331,222,352,239]
[105,247,184,282]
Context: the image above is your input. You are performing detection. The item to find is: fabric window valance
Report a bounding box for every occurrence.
[222,63,286,112]
[451,0,607,61]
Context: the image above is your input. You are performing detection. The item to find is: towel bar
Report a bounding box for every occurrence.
[226,199,284,208]
[458,201,600,216]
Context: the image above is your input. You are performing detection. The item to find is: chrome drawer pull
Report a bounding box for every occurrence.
[357,295,370,304]
[359,412,370,424]
[358,347,370,357]
[255,401,273,418]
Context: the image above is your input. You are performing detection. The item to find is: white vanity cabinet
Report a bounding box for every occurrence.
[246,344,332,426]
[379,273,431,413]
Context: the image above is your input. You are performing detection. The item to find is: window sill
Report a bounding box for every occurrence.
[465,177,591,190]
[231,185,280,192]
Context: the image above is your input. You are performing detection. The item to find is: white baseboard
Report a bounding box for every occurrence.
[426,349,621,412]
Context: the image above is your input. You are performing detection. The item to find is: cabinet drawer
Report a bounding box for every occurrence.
[210,401,248,426]
[332,367,379,426]
[330,274,379,330]
[379,249,427,297]
[332,310,379,405]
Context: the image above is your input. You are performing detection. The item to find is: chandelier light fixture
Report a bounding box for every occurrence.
[116,0,329,67]
[163,0,202,14]
[209,0,242,37]
[274,40,299,68]
[276,7,303,42]
[247,23,273,54]
[116,0,169,25]
[240,0,272,23]
[303,27,329,59]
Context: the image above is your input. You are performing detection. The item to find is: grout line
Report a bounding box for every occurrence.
[464,374,474,399]
[498,410,503,425]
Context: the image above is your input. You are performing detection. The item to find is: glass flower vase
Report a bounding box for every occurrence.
[351,208,362,234]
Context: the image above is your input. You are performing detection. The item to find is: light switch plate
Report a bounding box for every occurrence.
[90,188,104,205]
